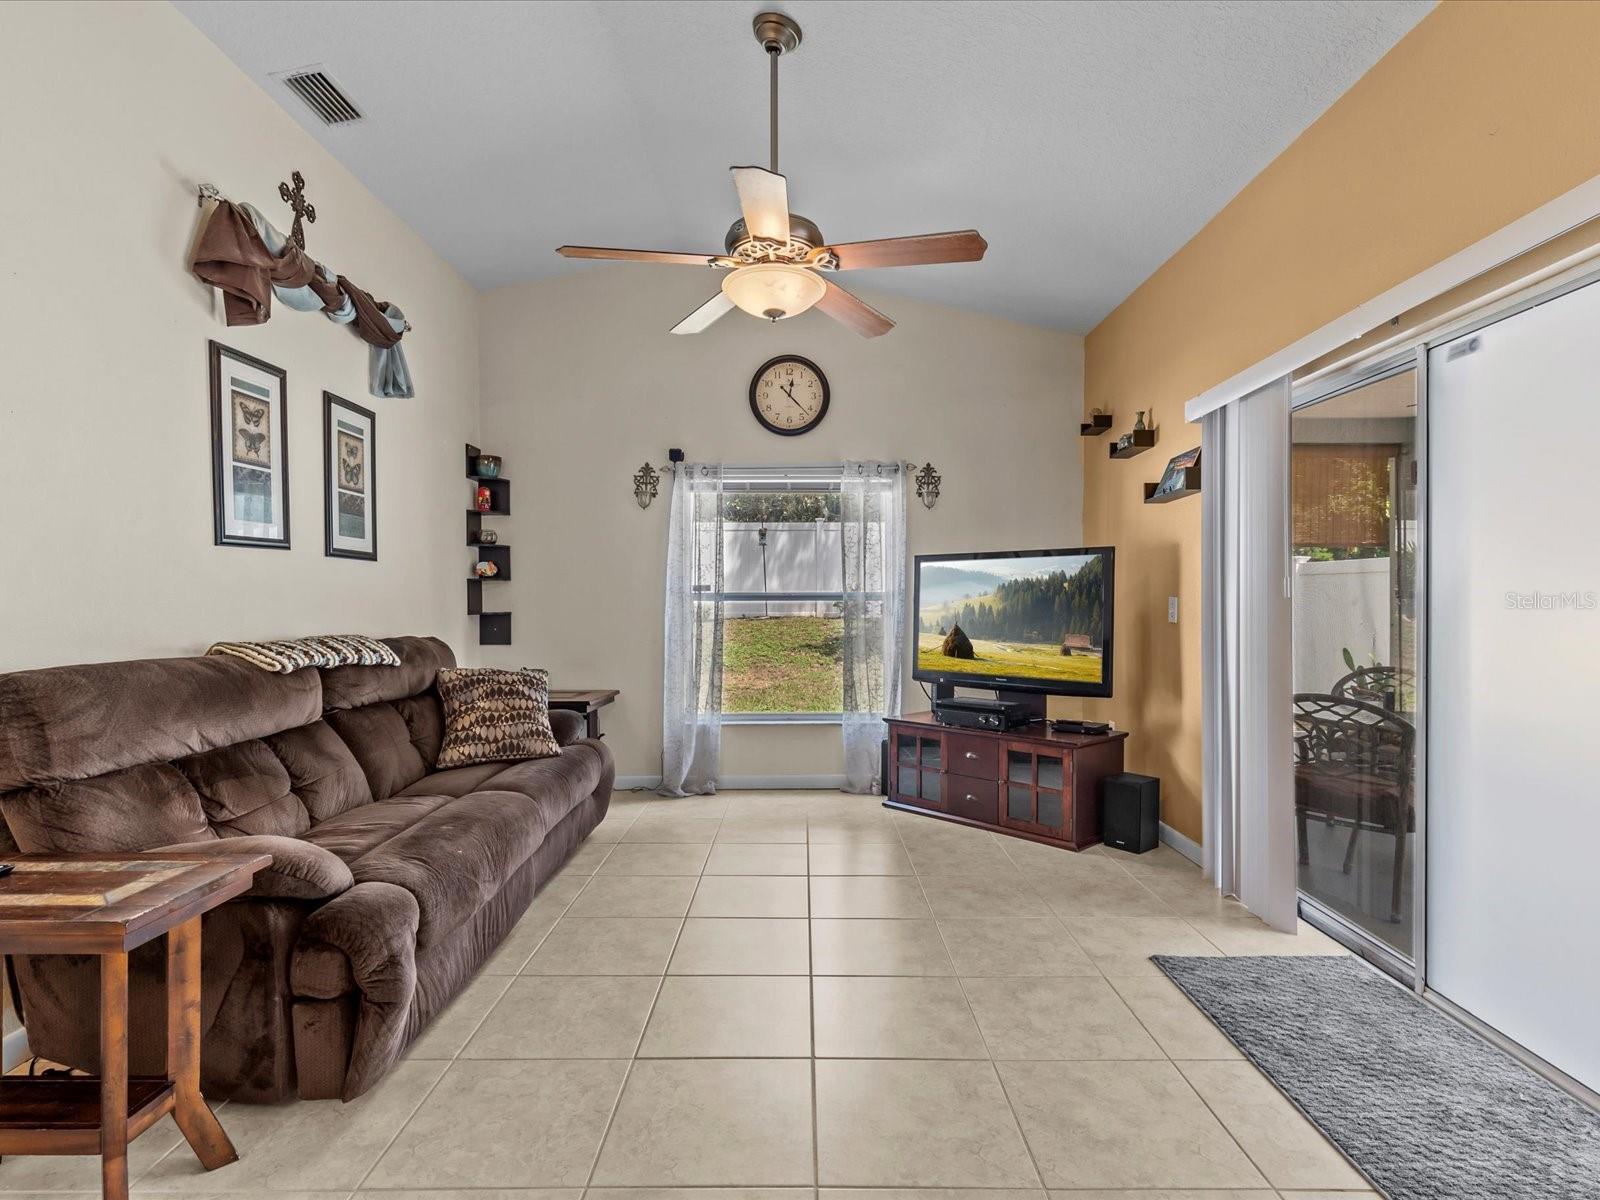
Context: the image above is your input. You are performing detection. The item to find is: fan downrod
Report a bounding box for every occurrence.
[752,12,801,55]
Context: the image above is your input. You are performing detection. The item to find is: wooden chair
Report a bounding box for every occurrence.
[1292,692,1415,923]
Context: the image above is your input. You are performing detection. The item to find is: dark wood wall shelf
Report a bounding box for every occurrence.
[1109,429,1157,459]
[1144,466,1201,503]
[465,444,511,645]
[1080,414,1113,437]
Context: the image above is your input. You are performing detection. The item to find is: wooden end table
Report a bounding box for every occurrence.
[0,851,270,1199]
[549,688,619,738]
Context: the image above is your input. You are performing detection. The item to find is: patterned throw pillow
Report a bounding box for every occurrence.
[434,666,561,769]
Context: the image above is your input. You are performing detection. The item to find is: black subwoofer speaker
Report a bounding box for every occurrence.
[1101,772,1160,853]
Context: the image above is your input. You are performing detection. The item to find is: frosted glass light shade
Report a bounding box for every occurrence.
[720,263,826,321]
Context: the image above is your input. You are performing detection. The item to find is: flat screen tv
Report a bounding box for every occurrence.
[913,546,1114,698]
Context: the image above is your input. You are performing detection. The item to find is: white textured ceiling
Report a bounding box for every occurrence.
[174,0,1432,332]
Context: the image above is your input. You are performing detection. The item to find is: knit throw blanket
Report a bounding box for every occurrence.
[207,634,402,673]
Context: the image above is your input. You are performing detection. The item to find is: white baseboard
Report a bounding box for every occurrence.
[616,774,849,792]
[2,1027,30,1074]
[1160,821,1203,865]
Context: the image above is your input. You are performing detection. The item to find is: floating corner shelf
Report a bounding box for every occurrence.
[1144,466,1201,503]
[466,443,512,644]
[1080,414,1113,437]
[1110,428,1158,459]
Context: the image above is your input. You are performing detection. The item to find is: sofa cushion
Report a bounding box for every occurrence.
[302,794,453,864]
[348,790,550,949]
[395,762,506,799]
[434,667,560,769]
[325,703,428,800]
[0,762,214,854]
[483,741,608,817]
[319,636,454,712]
[0,654,320,792]
[266,720,373,821]
[176,739,309,838]
[393,693,445,767]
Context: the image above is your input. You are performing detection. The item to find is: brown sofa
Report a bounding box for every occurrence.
[0,636,612,1102]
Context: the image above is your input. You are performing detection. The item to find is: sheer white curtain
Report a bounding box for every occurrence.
[840,461,907,793]
[1201,378,1298,930]
[659,464,723,796]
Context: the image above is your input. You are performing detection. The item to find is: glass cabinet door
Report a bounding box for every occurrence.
[892,728,946,810]
[1000,744,1070,838]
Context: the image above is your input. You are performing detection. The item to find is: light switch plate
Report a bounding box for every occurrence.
[1168,596,1179,623]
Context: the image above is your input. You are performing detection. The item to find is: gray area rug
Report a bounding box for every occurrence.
[1155,955,1600,1200]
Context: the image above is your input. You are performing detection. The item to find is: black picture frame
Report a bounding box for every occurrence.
[209,340,290,549]
[749,354,830,436]
[323,391,378,561]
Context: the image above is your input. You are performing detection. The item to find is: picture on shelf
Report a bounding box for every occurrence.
[324,392,377,560]
[1153,446,1200,497]
[210,341,289,549]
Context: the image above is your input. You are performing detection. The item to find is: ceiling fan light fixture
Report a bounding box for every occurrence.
[720,262,825,321]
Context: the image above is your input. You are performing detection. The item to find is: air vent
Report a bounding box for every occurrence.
[274,67,362,126]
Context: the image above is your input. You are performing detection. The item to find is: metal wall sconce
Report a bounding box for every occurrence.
[633,462,663,509]
[913,461,942,509]
[633,449,684,509]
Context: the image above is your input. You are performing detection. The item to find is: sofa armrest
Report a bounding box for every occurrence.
[153,834,354,901]
[291,881,419,1099]
[549,708,585,747]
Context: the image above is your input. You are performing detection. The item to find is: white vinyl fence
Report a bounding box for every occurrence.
[723,521,842,617]
[1291,556,1390,692]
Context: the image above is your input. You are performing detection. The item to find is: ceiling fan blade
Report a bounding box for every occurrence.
[557,245,717,266]
[670,291,736,335]
[827,230,988,271]
[814,280,894,338]
[730,166,790,244]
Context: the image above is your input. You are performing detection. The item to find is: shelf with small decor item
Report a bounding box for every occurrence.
[1079,412,1113,437]
[465,443,511,645]
[1109,428,1158,459]
[1144,447,1201,503]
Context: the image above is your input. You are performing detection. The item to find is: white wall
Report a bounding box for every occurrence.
[479,267,1084,784]
[0,1,482,671]
[1291,557,1391,692]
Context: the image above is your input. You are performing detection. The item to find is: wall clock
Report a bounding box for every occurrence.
[750,355,829,436]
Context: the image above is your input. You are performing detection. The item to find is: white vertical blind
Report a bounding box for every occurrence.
[1202,377,1299,930]
[1426,277,1600,1092]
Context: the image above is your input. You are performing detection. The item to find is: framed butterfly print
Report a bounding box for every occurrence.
[209,341,290,548]
[323,391,377,560]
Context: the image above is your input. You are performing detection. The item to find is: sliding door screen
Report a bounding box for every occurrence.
[1290,370,1419,959]
[1428,277,1600,1092]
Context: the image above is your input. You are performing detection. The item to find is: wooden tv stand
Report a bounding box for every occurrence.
[884,712,1128,850]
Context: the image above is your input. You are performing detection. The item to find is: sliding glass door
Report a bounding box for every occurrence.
[1289,364,1420,963]
[1426,275,1600,1095]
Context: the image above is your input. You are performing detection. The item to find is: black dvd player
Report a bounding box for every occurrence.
[933,696,1035,732]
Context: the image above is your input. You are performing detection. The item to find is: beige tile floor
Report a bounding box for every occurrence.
[3,790,1375,1199]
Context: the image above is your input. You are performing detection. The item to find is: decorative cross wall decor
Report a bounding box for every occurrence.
[277,170,317,250]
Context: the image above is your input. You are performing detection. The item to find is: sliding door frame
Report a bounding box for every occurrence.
[1290,260,1600,1107]
[1290,349,1428,990]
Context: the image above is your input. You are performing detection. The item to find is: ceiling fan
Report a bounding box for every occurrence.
[556,11,987,338]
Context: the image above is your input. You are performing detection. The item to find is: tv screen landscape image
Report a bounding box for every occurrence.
[913,547,1113,697]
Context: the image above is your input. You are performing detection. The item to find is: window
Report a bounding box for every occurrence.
[712,468,846,720]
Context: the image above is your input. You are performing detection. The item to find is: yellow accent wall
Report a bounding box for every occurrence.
[1080,0,1600,843]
